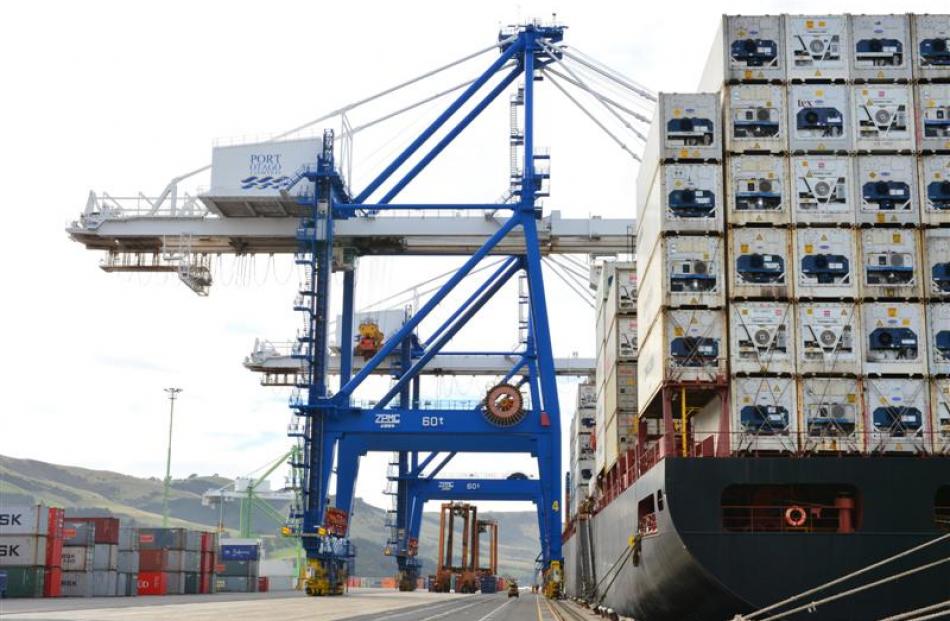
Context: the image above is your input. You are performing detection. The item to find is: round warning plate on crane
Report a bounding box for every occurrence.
[483,383,526,427]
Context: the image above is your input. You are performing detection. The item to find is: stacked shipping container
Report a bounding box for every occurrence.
[0,504,64,598]
[568,382,596,516]
[136,527,200,595]
[215,538,260,593]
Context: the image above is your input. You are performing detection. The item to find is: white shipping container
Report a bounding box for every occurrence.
[916,83,950,153]
[788,85,852,153]
[785,15,851,81]
[912,14,950,82]
[93,571,119,597]
[919,156,950,227]
[791,156,855,225]
[0,535,47,567]
[849,14,913,82]
[594,419,606,475]
[797,302,863,375]
[638,235,724,328]
[928,303,950,376]
[603,316,638,364]
[800,378,863,454]
[930,379,950,455]
[203,137,321,217]
[699,15,785,88]
[0,505,50,536]
[794,228,858,299]
[725,84,788,154]
[638,309,727,409]
[852,84,915,152]
[854,155,919,226]
[732,377,799,453]
[605,263,638,318]
[601,362,637,416]
[726,156,791,226]
[61,571,94,598]
[860,228,922,299]
[637,164,724,254]
[863,302,928,375]
[61,545,94,571]
[730,302,796,375]
[924,228,950,298]
[730,227,792,299]
[865,378,931,454]
[577,383,597,410]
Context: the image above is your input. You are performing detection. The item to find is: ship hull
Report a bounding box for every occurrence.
[564,456,949,620]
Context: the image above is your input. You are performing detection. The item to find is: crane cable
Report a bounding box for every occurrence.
[543,71,641,162]
[738,532,950,620]
[543,66,652,125]
[543,258,595,309]
[559,47,657,102]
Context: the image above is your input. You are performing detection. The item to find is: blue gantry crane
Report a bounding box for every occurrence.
[289,24,571,596]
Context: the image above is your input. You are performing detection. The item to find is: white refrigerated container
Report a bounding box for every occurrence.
[918,156,950,227]
[785,15,850,81]
[863,302,928,375]
[637,235,725,329]
[927,303,950,376]
[730,301,796,375]
[788,85,852,153]
[859,228,922,300]
[725,84,788,154]
[865,377,932,454]
[791,156,855,225]
[637,163,724,251]
[699,15,786,87]
[726,156,791,226]
[800,377,863,453]
[852,84,915,152]
[854,155,919,226]
[923,228,950,299]
[915,83,950,153]
[911,14,950,82]
[732,376,799,453]
[729,227,792,299]
[849,14,913,82]
[797,302,863,376]
[794,227,858,299]
[929,378,950,455]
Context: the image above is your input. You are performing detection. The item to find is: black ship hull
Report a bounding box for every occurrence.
[564,456,949,620]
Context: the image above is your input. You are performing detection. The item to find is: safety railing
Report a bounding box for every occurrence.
[721,503,844,533]
[638,512,658,535]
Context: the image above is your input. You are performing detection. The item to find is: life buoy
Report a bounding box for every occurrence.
[785,505,807,527]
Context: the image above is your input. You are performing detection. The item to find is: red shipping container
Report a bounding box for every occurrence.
[199,573,211,594]
[200,551,214,573]
[43,567,62,597]
[138,571,168,596]
[47,508,65,540]
[200,532,212,552]
[214,562,225,573]
[139,549,169,572]
[45,508,64,570]
[257,577,269,593]
[64,517,120,544]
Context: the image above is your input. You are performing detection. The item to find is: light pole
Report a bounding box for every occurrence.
[162,387,182,527]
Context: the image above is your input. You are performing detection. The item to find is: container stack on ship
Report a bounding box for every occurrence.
[562,14,950,621]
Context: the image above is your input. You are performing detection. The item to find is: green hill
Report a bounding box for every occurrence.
[0,455,539,582]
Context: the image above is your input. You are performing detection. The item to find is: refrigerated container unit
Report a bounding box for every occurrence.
[637,163,724,246]
[788,85,852,153]
[729,227,792,299]
[854,155,920,225]
[729,302,796,375]
[852,84,915,153]
[930,378,950,454]
[915,83,950,153]
[923,229,950,299]
[911,14,950,82]
[725,84,788,154]
[919,156,950,226]
[698,14,785,88]
[726,155,791,226]
[794,227,858,299]
[927,303,950,375]
[797,302,863,375]
[637,309,727,408]
[800,377,863,453]
[860,228,922,299]
[602,316,638,365]
[732,376,799,453]
[638,235,724,326]
[865,377,932,454]
[785,15,850,82]
[862,302,928,375]
[849,14,913,83]
[602,262,638,317]
[600,362,638,419]
[791,156,855,225]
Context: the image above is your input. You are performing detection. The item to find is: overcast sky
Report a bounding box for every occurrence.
[2,0,945,520]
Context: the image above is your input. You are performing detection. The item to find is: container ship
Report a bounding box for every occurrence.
[561,13,950,620]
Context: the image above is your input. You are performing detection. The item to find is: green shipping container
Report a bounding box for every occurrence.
[2,566,45,598]
[184,572,199,594]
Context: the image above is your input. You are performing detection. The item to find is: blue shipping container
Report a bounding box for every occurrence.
[220,545,258,561]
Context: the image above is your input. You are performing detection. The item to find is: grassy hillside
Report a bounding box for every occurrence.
[0,455,540,581]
